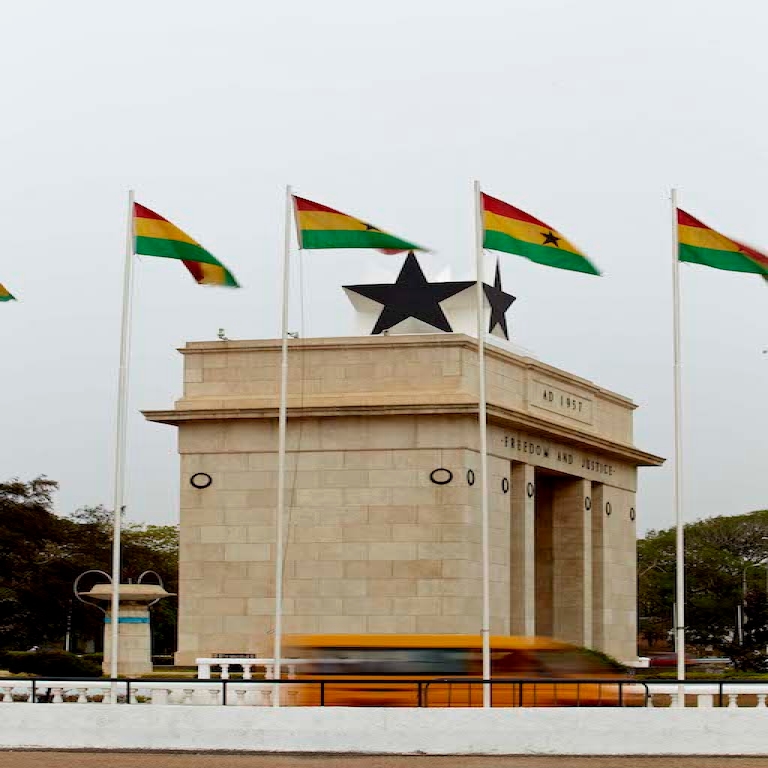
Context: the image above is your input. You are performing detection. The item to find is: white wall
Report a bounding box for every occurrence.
[2,705,768,755]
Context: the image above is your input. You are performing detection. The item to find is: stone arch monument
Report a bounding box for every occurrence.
[144,332,663,665]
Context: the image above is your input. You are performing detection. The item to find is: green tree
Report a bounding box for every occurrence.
[637,526,675,648]
[0,478,178,655]
[638,509,768,669]
[0,477,62,648]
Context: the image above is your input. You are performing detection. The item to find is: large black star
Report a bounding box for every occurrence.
[483,260,516,339]
[344,252,474,334]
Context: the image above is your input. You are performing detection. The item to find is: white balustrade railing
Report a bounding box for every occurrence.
[4,678,768,708]
[643,683,768,708]
[0,679,277,706]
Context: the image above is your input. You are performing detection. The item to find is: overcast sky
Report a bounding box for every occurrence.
[1,0,766,534]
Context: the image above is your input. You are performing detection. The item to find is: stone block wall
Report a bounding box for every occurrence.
[176,415,515,663]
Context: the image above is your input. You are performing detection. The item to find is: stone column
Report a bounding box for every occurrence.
[103,600,153,677]
[552,479,592,647]
[534,482,554,638]
[596,487,638,661]
[591,483,606,651]
[509,462,535,635]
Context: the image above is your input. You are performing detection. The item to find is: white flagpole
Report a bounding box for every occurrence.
[671,187,686,694]
[473,180,491,708]
[272,185,293,705]
[109,189,135,689]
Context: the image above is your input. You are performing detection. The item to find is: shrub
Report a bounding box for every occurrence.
[726,647,768,673]
[4,651,101,677]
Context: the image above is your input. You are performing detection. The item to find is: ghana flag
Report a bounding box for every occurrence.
[134,203,239,287]
[678,209,768,277]
[482,193,600,276]
[294,196,426,254]
[0,283,15,302]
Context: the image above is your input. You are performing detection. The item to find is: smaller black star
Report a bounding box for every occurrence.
[541,230,560,247]
[483,260,516,339]
[363,222,381,232]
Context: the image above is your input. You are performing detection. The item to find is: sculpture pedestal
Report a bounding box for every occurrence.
[79,583,172,677]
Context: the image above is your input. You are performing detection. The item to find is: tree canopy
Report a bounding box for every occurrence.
[639,509,768,669]
[0,477,178,653]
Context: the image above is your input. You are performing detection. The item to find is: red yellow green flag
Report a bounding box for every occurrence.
[0,283,15,302]
[481,193,600,276]
[294,196,427,254]
[134,203,239,287]
[677,209,768,277]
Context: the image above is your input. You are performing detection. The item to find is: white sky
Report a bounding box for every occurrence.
[1,0,766,534]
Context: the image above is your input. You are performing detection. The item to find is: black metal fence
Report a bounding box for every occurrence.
[423,678,649,707]
[0,675,649,706]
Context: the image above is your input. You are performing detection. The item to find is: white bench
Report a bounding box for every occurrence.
[195,657,312,680]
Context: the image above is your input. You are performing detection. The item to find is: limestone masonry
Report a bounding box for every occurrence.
[144,334,664,664]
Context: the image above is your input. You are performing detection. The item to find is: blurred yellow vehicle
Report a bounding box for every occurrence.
[283,634,641,707]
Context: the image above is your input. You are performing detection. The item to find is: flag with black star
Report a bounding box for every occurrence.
[481,193,601,275]
[294,196,428,254]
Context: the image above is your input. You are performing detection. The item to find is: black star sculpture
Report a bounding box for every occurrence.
[484,259,516,339]
[344,252,474,334]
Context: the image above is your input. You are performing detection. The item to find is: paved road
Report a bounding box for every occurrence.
[2,753,768,768]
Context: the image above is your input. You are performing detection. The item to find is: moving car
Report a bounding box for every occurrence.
[283,633,640,707]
